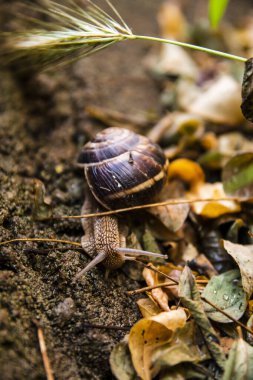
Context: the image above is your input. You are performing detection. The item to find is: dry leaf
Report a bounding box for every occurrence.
[188,182,241,218]
[147,203,189,232]
[222,338,253,380]
[157,2,187,39]
[128,309,187,380]
[187,75,244,125]
[222,240,253,297]
[168,158,205,191]
[152,320,206,371]
[137,298,162,319]
[143,267,170,311]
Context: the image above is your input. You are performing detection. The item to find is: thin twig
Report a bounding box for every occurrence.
[37,327,55,380]
[0,237,82,247]
[85,105,148,128]
[57,196,248,220]
[127,281,176,295]
[136,261,179,284]
[82,323,131,331]
[127,278,208,295]
[201,297,253,336]
[236,326,243,339]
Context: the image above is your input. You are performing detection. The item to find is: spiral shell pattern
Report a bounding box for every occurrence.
[78,127,169,209]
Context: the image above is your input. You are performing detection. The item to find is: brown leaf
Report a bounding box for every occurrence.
[147,203,189,232]
[143,267,170,311]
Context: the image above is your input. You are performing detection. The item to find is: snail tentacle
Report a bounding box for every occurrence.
[117,247,166,258]
[74,251,107,280]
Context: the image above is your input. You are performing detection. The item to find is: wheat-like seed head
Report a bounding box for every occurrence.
[2,0,133,70]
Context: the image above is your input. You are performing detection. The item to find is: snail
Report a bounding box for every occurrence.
[74,127,169,278]
[77,127,169,210]
[0,127,169,279]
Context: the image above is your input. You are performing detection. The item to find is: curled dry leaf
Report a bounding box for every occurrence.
[152,320,206,371]
[168,158,205,191]
[143,267,170,311]
[168,157,239,219]
[241,57,253,122]
[128,308,187,380]
[222,240,253,297]
[202,269,247,323]
[188,182,241,218]
[222,338,253,380]
[137,298,162,319]
[222,152,253,197]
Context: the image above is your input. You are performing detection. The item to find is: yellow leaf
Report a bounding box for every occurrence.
[168,159,205,191]
[129,309,187,380]
[188,182,241,218]
[137,298,162,318]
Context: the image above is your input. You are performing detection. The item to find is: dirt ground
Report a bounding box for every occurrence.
[0,1,251,379]
[0,1,165,379]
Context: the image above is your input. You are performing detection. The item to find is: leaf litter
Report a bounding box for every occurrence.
[2,0,253,379]
[109,1,253,379]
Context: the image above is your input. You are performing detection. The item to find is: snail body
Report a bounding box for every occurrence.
[77,127,169,210]
[75,127,168,278]
[75,191,164,279]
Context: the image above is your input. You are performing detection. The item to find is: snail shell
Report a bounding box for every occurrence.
[77,127,169,209]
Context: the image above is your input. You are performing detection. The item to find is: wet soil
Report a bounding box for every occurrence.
[0,0,251,379]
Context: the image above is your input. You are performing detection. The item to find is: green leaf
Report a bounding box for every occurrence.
[160,364,207,380]
[209,0,229,28]
[222,338,253,380]
[202,270,247,323]
[179,266,225,369]
[222,153,253,197]
[110,337,138,380]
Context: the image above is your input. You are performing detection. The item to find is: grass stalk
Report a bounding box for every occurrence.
[2,0,247,69]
